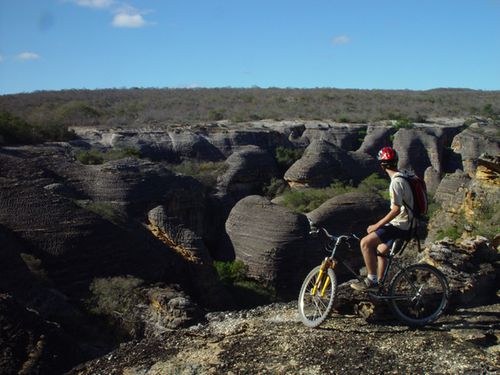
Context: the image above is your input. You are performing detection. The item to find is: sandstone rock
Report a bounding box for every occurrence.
[307,192,387,237]
[451,121,500,176]
[434,170,471,204]
[357,124,395,156]
[284,139,352,187]
[393,125,462,179]
[0,294,80,375]
[225,195,314,297]
[299,123,368,151]
[418,237,499,306]
[216,145,278,201]
[147,206,231,308]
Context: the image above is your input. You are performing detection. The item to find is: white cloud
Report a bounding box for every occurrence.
[112,10,147,28]
[17,52,41,61]
[333,35,351,45]
[73,0,114,8]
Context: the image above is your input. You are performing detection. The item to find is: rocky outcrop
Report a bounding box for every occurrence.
[393,125,463,189]
[307,192,388,236]
[216,145,278,201]
[451,121,500,176]
[69,301,500,375]
[427,154,499,244]
[0,293,81,375]
[284,139,352,187]
[419,236,499,306]
[225,196,314,297]
[147,206,231,308]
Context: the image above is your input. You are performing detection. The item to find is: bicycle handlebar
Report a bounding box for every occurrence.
[308,218,359,245]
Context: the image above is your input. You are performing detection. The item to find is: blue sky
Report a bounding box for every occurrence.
[1,0,499,94]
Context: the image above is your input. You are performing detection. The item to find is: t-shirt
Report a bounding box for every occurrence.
[389,172,414,231]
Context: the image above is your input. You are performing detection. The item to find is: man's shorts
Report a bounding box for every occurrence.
[375,224,409,247]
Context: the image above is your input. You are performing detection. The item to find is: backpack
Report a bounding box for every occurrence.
[396,173,428,219]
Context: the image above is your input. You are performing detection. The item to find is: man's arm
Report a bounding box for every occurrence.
[367,204,401,234]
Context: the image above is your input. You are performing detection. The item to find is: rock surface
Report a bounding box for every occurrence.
[225,195,314,297]
[68,301,500,375]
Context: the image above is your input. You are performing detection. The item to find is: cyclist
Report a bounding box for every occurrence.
[350,146,414,291]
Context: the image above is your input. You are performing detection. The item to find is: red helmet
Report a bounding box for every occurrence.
[377,146,398,163]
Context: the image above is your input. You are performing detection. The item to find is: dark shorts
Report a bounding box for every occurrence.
[375,225,409,247]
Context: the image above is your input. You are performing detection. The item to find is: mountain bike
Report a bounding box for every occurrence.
[298,220,449,328]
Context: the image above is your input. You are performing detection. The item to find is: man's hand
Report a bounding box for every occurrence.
[367,224,378,234]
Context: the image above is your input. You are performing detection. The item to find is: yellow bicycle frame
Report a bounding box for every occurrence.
[311,258,336,297]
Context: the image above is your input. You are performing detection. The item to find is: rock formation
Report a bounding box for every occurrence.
[225,195,314,297]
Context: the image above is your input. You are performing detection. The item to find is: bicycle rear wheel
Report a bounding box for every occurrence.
[389,263,449,326]
[298,265,337,328]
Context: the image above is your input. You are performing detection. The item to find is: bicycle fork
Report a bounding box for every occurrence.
[311,257,335,297]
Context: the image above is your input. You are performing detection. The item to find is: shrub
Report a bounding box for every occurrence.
[75,147,141,165]
[213,260,276,307]
[281,181,354,213]
[76,201,127,225]
[0,111,75,145]
[394,118,414,129]
[167,160,227,188]
[275,146,303,171]
[263,177,289,199]
[87,276,145,339]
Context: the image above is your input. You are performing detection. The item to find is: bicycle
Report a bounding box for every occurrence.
[298,220,449,328]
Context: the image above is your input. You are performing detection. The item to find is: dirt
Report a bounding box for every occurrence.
[68,300,500,375]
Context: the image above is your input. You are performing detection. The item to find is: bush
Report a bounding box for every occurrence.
[281,181,354,213]
[167,160,227,188]
[213,260,276,307]
[263,177,289,199]
[75,147,141,165]
[87,276,145,339]
[275,146,303,171]
[0,111,75,145]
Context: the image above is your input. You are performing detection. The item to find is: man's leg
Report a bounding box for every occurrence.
[350,232,382,290]
[376,243,390,281]
[360,232,382,276]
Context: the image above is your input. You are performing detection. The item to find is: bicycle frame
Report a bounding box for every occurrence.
[312,226,419,300]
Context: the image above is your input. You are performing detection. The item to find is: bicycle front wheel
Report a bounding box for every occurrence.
[298,265,337,328]
[389,263,449,326]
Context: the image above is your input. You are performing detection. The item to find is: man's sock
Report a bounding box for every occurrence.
[367,274,378,284]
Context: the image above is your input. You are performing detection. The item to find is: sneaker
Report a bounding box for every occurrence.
[350,277,379,292]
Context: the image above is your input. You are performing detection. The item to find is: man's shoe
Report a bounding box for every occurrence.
[350,277,379,292]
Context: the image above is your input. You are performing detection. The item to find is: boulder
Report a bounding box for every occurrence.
[357,125,395,156]
[216,145,278,201]
[299,123,368,151]
[147,206,231,308]
[0,294,81,375]
[393,125,461,179]
[225,195,315,297]
[307,192,388,237]
[418,237,499,306]
[451,121,500,176]
[284,139,352,187]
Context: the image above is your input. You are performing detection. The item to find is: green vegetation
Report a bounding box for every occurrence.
[275,146,304,171]
[0,110,75,145]
[280,173,389,213]
[2,88,499,127]
[167,160,227,187]
[394,118,414,129]
[87,275,145,339]
[75,200,127,225]
[75,147,141,165]
[263,177,289,199]
[214,260,276,308]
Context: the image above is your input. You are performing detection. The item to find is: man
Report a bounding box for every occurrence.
[350,146,414,291]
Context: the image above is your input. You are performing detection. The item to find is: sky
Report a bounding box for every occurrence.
[1,0,499,95]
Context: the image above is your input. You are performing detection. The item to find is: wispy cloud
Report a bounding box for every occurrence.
[72,0,114,9]
[68,0,152,28]
[112,7,149,28]
[17,52,41,61]
[0,55,4,63]
[333,35,351,45]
